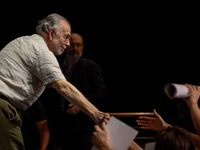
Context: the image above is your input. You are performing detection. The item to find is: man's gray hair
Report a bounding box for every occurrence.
[36,13,71,34]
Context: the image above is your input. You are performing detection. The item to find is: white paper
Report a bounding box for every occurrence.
[91,116,138,150]
[164,83,190,99]
[145,142,156,150]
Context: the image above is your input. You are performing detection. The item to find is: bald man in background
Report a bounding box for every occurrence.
[59,33,107,150]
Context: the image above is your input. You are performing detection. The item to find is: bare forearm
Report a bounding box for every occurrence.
[59,80,98,116]
[189,103,200,135]
[50,79,103,123]
[39,131,50,150]
[36,120,50,150]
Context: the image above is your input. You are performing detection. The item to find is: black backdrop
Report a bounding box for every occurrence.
[1,1,200,123]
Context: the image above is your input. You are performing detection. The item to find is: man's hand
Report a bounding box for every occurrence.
[136,109,170,131]
[66,104,80,115]
[183,84,200,107]
[92,122,113,150]
[91,112,110,125]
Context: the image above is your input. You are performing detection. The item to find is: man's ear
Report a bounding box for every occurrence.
[48,28,56,40]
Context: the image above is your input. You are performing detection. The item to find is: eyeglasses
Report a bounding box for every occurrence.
[70,42,83,47]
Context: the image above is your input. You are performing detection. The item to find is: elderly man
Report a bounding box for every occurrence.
[0,13,108,150]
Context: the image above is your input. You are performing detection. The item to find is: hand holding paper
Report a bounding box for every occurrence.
[183,84,200,106]
[91,116,138,150]
[92,122,112,150]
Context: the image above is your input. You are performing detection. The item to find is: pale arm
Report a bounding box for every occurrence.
[189,103,200,136]
[183,84,200,135]
[36,120,50,150]
[49,79,108,124]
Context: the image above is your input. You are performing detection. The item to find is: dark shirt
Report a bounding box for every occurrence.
[21,100,46,150]
[60,56,107,150]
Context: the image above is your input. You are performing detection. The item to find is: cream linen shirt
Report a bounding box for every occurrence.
[0,34,65,110]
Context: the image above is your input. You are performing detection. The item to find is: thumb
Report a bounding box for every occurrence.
[101,122,107,131]
[153,109,159,118]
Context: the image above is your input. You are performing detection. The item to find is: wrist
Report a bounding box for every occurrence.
[163,122,171,130]
[100,142,113,150]
[87,102,98,116]
[188,102,198,108]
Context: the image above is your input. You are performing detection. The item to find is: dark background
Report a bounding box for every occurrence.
[1,1,200,124]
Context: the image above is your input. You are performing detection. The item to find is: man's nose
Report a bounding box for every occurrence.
[74,44,78,50]
[66,39,70,47]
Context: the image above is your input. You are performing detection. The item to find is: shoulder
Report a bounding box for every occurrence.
[13,34,46,47]
[6,34,49,57]
[26,34,49,53]
[79,57,100,68]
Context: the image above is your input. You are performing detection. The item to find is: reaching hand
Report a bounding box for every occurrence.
[89,110,110,125]
[92,122,113,150]
[66,104,80,115]
[136,109,170,131]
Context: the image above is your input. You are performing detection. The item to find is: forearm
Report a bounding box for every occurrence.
[189,103,200,135]
[39,131,50,150]
[55,80,99,118]
[37,120,50,150]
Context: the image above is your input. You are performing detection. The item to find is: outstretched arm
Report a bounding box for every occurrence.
[137,108,200,148]
[49,79,109,124]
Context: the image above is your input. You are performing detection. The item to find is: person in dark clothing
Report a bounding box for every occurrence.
[21,100,50,150]
[59,33,107,150]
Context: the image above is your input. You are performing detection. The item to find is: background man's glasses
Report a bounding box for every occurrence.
[70,42,83,47]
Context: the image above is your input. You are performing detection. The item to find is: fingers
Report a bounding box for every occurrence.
[138,116,151,120]
[101,122,107,131]
[99,113,110,125]
[137,109,157,121]
[185,84,199,92]
[140,126,150,130]
[105,113,110,120]
[136,120,148,124]
[136,118,150,130]
[94,124,101,132]
[104,113,110,123]
[94,123,107,134]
